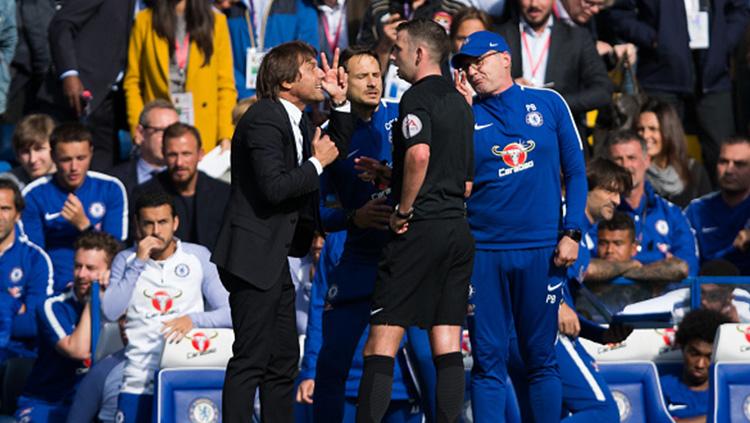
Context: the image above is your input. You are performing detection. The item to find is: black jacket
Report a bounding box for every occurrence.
[211,99,354,289]
[602,0,749,94]
[132,170,230,253]
[496,17,613,117]
[47,0,135,112]
[109,159,139,203]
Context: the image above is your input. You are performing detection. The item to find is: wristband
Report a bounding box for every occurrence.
[561,229,582,243]
[394,204,413,220]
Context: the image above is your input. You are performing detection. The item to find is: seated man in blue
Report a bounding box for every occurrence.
[22,122,128,294]
[661,308,731,421]
[686,137,750,275]
[15,232,121,422]
[595,129,699,277]
[0,179,53,361]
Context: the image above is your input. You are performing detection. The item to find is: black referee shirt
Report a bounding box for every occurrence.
[392,75,474,221]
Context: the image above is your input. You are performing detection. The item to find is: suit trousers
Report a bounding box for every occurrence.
[220,266,299,423]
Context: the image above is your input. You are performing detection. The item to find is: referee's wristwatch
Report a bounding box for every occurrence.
[394,204,414,220]
[561,229,582,243]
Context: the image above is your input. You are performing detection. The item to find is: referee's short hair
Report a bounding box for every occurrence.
[587,158,632,194]
[397,19,451,65]
[598,211,636,242]
[600,129,647,158]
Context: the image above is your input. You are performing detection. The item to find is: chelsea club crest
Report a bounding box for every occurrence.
[525,111,543,127]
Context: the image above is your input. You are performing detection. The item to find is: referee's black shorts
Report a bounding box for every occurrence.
[370,217,475,329]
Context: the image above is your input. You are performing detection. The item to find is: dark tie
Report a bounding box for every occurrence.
[299,115,312,162]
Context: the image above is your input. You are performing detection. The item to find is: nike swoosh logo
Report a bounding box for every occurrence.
[346,148,361,159]
[370,307,384,316]
[547,281,563,292]
[667,404,687,412]
[701,227,718,233]
[44,212,61,221]
[474,123,493,130]
[489,42,499,47]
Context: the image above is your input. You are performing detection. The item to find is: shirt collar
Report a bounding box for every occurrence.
[137,157,164,175]
[279,98,303,128]
[318,0,345,13]
[555,0,575,25]
[520,14,554,35]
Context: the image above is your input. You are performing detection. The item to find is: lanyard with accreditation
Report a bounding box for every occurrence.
[245,0,275,89]
[173,34,195,125]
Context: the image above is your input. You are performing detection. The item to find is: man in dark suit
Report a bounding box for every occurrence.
[496,0,611,127]
[132,122,229,253]
[110,99,178,201]
[45,0,135,171]
[211,41,353,423]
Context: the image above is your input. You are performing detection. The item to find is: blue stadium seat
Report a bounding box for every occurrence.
[707,363,750,423]
[598,361,675,423]
[154,367,225,423]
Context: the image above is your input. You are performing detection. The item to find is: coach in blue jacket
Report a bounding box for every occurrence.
[602,0,749,183]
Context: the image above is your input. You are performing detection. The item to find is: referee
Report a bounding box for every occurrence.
[452,31,588,423]
[355,19,475,423]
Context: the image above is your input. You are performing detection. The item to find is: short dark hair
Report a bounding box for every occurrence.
[139,98,177,126]
[676,308,731,347]
[256,41,317,100]
[74,231,121,265]
[340,46,380,72]
[0,179,23,212]
[449,8,492,41]
[12,114,55,153]
[587,158,632,194]
[699,259,741,277]
[135,189,176,218]
[162,122,203,153]
[396,19,451,64]
[599,129,646,159]
[598,211,635,241]
[721,136,750,148]
[50,122,93,152]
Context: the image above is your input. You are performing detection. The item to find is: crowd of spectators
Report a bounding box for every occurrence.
[0,0,744,421]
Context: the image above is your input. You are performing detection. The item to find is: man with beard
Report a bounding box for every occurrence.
[686,137,750,275]
[660,309,731,421]
[15,232,120,422]
[132,123,229,252]
[102,190,231,423]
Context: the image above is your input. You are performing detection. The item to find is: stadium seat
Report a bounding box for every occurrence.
[95,321,125,362]
[579,328,683,363]
[154,367,225,423]
[707,362,750,423]
[712,323,750,363]
[597,361,675,423]
[159,328,234,369]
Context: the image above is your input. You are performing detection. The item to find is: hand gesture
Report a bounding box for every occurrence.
[320,48,348,105]
[62,75,85,117]
[62,194,91,231]
[554,235,579,268]
[312,127,339,167]
[136,235,163,261]
[389,212,409,234]
[380,13,404,46]
[296,379,315,404]
[453,69,473,106]
[353,197,392,230]
[162,315,194,343]
[733,228,750,252]
[354,156,391,187]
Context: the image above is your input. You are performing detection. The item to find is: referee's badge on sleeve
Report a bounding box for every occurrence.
[402,114,423,139]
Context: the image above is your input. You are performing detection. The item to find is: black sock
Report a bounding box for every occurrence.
[356,355,395,423]
[434,352,465,423]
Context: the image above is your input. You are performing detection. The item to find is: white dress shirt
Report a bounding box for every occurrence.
[279,98,323,175]
[519,15,554,88]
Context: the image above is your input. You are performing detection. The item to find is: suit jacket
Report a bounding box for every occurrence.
[47,0,135,113]
[132,170,230,253]
[109,159,139,202]
[496,17,612,116]
[124,8,237,151]
[211,98,354,290]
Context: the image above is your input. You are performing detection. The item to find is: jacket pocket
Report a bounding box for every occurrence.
[231,216,272,240]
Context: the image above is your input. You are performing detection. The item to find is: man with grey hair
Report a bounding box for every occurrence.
[109,99,179,200]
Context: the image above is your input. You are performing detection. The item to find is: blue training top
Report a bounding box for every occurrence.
[0,229,54,357]
[685,191,750,275]
[21,172,128,293]
[467,84,587,250]
[660,374,708,419]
